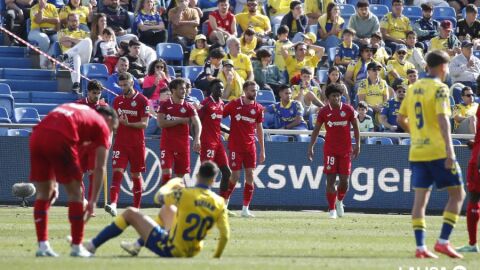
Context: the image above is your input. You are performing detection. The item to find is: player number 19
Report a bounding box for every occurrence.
[326,156,335,166]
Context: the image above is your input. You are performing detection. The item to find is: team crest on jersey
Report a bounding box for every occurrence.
[180,107,186,113]
[326,165,331,170]
[211,113,217,119]
[250,109,256,115]
[235,114,242,121]
[131,101,137,107]
[340,111,346,117]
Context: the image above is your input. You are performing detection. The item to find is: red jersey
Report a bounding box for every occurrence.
[76,97,108,109]
[113,91,149,146]
[35,103,110,149]
[223,97,263,152]
[199,97,224,146]
[317,103,357,155]
[208,10,235,36]
[470,106,480,164]
[159,98,197,152]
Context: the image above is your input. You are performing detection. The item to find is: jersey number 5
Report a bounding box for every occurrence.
[182,213,214,241]
[414,102,424,129]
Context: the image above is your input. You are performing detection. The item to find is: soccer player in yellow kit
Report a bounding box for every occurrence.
[397,50,465,259]
[84,161,230,258]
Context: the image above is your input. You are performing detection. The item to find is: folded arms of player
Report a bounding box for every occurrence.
[213,208,230,258]
[157,113,190,128]
[119,114,149,129]
[85,145,108,221]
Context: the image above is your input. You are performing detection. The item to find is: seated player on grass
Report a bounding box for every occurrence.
[84,161,230,258]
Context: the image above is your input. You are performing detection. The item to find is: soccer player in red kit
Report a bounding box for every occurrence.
[307,83,360,219]
[30,104,118,257]
[222,80,265,218]
[198,79,232,199]
[105,72,149,217]
[458,104,480,253]
[76,80,108,203]
[157,78,202,185]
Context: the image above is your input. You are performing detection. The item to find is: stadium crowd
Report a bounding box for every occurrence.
[3,0,480,135]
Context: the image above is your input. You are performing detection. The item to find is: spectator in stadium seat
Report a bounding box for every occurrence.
[189,34,209,66]
[344,44,384,92]
[4,0,33,43]
[106,57,142,102]
[142,59,171,111]
[267,0,290,25]
[59,0,92,31]
[348,0,380,46]
[456,4,480,48]
[252,48,285,96]
[225,37,254,82]
[406,68,418,85]
[280,41,324,83]
[380,0,412,53]
[449,40,480,89]
[91,13,107,49]
[304,0,320,25]
[234,0,267,15]
[207,0,237,46]
[405,31,426,72]
[280,1,307,42]
[168,0,200,50]
[429,20,461,57]
[386,45,416,85]
[92,27,117,64]
[240,28,258,58]
[236,0,273,46]
[453,86,478,134]
[320,66,350,104]
[357,101,374,132]
[335,28,360,74]
[370,32,390,66]
[357,62,390,121]
[57,13,93,94]
[135,0,167,47]
[194,47,226,94]
[292,68,324,118]
[380,81,406,133]
[317,3,344,49]
[101,0,136,42]
[265,85,308,130]
[413,3,439,52]
[218,59,245,101]
[274,25,292,73]
[28,0,60,69]
[126,39,147,83]
[447,0,480,17]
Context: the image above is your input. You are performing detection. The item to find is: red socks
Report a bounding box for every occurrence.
[467,201,480,246]
[87,174,94,201]
[68,201,84,245]
[243,183,254,206]
[132,177,143,208]
[337,187,347,202]
[222,181,236,201]
[33,199,50,242]
[110,171,123,204]
[326,192,337,210]
[161,173,172,187]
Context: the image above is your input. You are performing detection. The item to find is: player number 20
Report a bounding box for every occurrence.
[182,213,214,241]
[326,156,335,166]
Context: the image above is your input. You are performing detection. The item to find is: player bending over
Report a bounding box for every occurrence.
[84,161,230,258]
[31,104,118,257]
[397,50,466,259]
[307,83,360,219]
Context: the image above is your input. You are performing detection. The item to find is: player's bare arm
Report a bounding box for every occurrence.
[351,118,361,159]
[156,112,190,128]
[396,113,410,133]
[307,122,323,161]
[86,146,108,222]
[191,115,202,153]
[438,113,456,169]
[120,115,148,129]
[256,123,265,164]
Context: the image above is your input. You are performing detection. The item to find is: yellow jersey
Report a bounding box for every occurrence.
[284,54,321,81]
[59,5,90,25]
[292,84,321,100]
[304,0,321,15]
[165,185,230,258]
[386,59,415,84]
[430,37,449,52]
[240,36,258,58]
[374,47,390,66]
[267,0,290,17]
[224,53,253,81]
[57,28,89,52]
[235,12,271,34]
[274,39,293,71]
[380,13,412,40]
[189,47,208,66]
[453,102,479,129]
[30,3,59,30]
[399,77,451,161]
[357,78,389,107]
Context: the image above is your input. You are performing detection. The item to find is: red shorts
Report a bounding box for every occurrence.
[112,144,146,173]
[160,149,190,175]
[79,145,96,172]
[467,162,480,193]
[200,143,228,167]
[30,129,82,184]
[323,152,351,175]
[229,150,256,171]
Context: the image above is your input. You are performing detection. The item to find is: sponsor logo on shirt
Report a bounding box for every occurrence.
[211,113,221,119]
[235,113,256,123]
[117,108,138,116]
[327,120,348,127]
[166,114,181,121]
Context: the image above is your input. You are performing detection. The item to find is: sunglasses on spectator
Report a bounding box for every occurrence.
[397,51,407,55]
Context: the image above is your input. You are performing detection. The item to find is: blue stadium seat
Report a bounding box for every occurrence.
[473,50,480,59]
[433,7,456,18]
[15,103,57,115]
[452,86,463,104]
[1,68,55,81]
[0,127,8,136]
[308,24,318,34]
[347,0,359,6]
[317,69,328,84]
[0,95,14,119]
[308,113,318,130]
[403,6,422,22]
[328,47,337,65]
[270,135,290,142]
[166,65,176,77]
[190,88,204,102]
[0,57,32,68]
[80,63,109,93]
[400,138,410,145]
[0,79,58,92]
[11,91,30,103]
[381,0,392,10]
[14,107,40,123]
[369,5,389,19]
[263,111,275,129]
[257,90,276,106]
[7,129,31,137]
[201,21,209,36]
[339,4,356,19]
[31,92,77,104]
[182,66,203,82]
[367,137,394,145]
[221,116,231,127]
[0,106,11,123]
[0,46,27,58]
[452,139,462,145]
[0,83,12,95]
[156,43,184,64]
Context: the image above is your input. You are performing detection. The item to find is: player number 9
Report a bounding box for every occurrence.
[414,102,424,129]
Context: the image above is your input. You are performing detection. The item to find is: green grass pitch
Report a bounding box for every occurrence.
[0,206,478,270]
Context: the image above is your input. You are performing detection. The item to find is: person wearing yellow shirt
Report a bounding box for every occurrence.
[429,20,462,58]
[267,0,290,25]
[370,32,390,66]
[280,42,324,83]
[28,0,60,69]
[84,161,230,258]
[57,13,93,94]
[344,44,385,91]
[59,0,92,31]
[292,67,324,118]
[189,34,209,66]
[397,50,465,259]
[380,0,412,53]
[386,45,416,85]
[274,25,292,72]
[240,28,258,58]
[318,2,344,47]
[304,0,321,25]
[357,62,389,120]
[235,0,272,46]
[219,59,245,101]
[453,86,478,134]
[225,37,254,81]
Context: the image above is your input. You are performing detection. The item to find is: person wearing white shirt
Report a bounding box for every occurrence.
[449,40,480,90]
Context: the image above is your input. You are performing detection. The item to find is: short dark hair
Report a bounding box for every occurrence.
[244,28,255,36]
[102,27,114,36]
[243,80,257,90]
[198,161,219,181]
[96,105,118,125]
[462,86,473,96]
[209,78,223,88]
[392,0,404,4]
[118,72,133,82]
[466,4,478,14]
[169,78,186,91]
[325,83,344,98]
[294,42,307,51]
[278,84,290,93]
[426,50,450,68]
[129,39,141,47]
[357,101,369,109]
[87,79,103,92]
[356,0,369,8]
[277,25,289,35]
[217,0,227,4]
[406,31,416,38]
[290,0,301,10]
[209,47,226,59]
[300,67,313,75]
[407,68,417,75]
[342,28,356,37]
[159,87,170,94]
[147,59,167,76]
[255,48,272,59]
